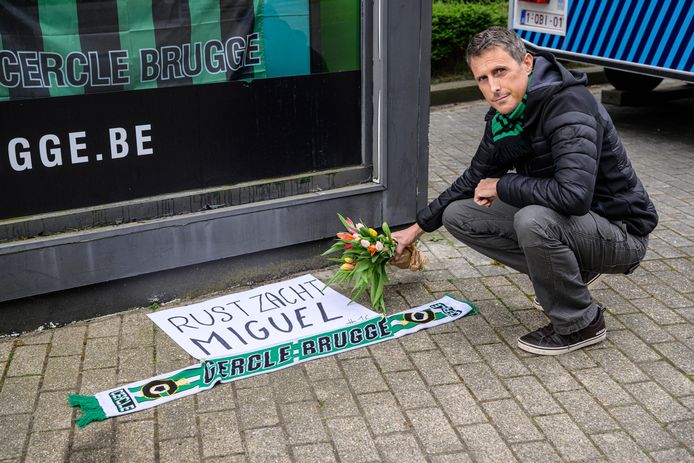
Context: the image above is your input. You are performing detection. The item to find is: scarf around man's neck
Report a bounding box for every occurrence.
[489,74,533,164]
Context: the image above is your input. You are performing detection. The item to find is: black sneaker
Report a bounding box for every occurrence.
[532,272,604,310]
[518,307,606,355]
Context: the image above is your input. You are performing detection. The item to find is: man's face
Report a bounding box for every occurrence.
[469,47,533,115]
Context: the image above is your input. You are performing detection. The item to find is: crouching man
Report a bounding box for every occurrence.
[393,27,657,355]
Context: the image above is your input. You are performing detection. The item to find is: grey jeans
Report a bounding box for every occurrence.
[442,199,649,334]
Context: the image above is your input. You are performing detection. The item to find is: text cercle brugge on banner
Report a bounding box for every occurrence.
[68,275,477,427]
[0,0,271,101]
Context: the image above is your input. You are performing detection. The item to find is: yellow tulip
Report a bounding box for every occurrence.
[368,228,378,237]
[340,263,355,271]
[344,257,354,263]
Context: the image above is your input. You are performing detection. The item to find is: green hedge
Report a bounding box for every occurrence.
[432,1,508,78]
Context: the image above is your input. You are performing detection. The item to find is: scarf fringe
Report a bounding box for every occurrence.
[68,394,107,428]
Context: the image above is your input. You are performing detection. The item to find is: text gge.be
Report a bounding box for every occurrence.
[5,124,153,171]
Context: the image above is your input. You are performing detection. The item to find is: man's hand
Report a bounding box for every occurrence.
[391,223,425,258]
[474,178,500,208]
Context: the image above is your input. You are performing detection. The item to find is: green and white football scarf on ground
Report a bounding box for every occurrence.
[68,296,477,427]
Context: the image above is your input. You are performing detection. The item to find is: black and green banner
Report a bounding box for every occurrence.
[0,0,361,101]
[0,1,362,219]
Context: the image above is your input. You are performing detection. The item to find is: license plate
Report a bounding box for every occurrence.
[520,9,565,31]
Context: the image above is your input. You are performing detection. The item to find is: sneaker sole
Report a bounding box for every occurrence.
[517,329,607,356]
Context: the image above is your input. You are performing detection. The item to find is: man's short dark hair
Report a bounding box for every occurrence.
[466,27,527,65]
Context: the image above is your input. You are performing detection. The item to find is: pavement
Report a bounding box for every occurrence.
[1,85,693,462]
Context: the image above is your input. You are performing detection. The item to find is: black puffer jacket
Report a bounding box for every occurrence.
[417,52,658,237]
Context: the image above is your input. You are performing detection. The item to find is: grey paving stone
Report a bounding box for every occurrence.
[269,366,313,402]
[117,347,154,384]
[291,443,337,463]
[429,452,474,463]
[431,332,481,364]
[303,357,342,382]
[280,401,329,444]
[456,362,511,401]
[42,355,81,391]
[368,340,414,372]
[524,357,581,392]
[199,410,243,457]
[357,392,408,434]
[397,282,436,307]
[456,312,501,344]
[326,417,380,463]
[0,340,12,363]
[653,342,694,374]
[195,381,236,413]
[79,367,116,396]
[643,283,694,308]
[609,404,679,451]
[592,431,650,463]
[0,414,31,459]
[23,330,55,346]
[573,368,634,407]
[555,348,598,370]
[154,329,192,364]
[7,344,47,377]
[82,337,118,370]
[69,447,112,463]
[482,399,543,443]
[406,408,464,454]
[667,417,694,449]
[476,343,529,377]
[606,330,662,363]
[618,314,676,343]
[119,312,154,349]
[511,441,562,463]
[383,370,437,409]
[503,376,562,416]
[640,360,694,397]
[87,315,122,338]
[50,326,87,357]
[432,383,487,426]
[457,423,517,463]
[398,331,436,352]
[157,396,198,440]
[32,390,73,431]
[236,386,280,430]
[70,418,113,451]
[313,379,360,418]
[476,299,521,328]
[24,430,70,463]
[631,297,687,324]
[554,390,619,434]
[535,414,600,461]
[341,358,388,393]
[651,448,694,463]
[159,437,200,463]
[410,350,459,386]
[375,433,427,463]
[624,381,693,422]
[115,419,155,463]
[587,347,649,383]
[244,427,291,463]
[0,376,40,415]
[666,323,694,349]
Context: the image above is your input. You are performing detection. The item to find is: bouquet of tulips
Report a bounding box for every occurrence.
[322,214,396,315]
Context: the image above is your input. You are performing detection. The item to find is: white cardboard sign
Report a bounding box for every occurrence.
[148,274,376,359]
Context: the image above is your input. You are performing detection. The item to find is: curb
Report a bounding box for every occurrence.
[430,66,608,106]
